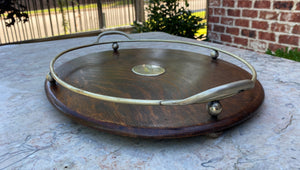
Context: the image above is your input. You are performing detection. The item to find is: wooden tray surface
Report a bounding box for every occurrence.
[45,48,264,138]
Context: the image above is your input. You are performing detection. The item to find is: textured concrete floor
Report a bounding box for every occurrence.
[0,32,299,169]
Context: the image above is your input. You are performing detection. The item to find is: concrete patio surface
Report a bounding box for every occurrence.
[0,32,299,169]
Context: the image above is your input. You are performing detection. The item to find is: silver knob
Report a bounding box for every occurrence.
[210,50,219,60]
[112,42,119,51]
[207,101,222,116]
[46,72,55,83]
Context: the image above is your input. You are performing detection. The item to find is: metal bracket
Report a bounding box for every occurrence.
[207,101,222,117]
[112,42,119,52]
[46,72,55,83]
[48,31,257,107]
[210,50,219,60]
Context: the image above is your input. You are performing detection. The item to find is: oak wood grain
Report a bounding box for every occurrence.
[45,48,264,138]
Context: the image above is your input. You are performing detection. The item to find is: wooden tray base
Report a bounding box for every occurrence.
[45,48,264,138]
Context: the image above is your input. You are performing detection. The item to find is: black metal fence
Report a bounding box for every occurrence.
[0,0,136,44]
[0,0,206,45]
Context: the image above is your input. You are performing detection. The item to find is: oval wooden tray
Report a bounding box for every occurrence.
[45,47,264,138]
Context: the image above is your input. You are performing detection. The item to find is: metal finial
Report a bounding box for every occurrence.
[210,50,219,60]
[112,42,119,52]
[46,72,55,83]
[207,101,222,117]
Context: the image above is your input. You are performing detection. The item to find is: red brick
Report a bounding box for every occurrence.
[271,23,292,33]
[228,44,239,48]
[234,37,248,46]
[208,24,213,31]
[292,25,300,34]
[254,1,271,9]
[226,27,239,35]
[209,0,221,7]
[259,32,275,41]
[281,13,300,22]
[249,40,267,52]
[239,46,249,50]
[208,32,220,40]
[242,10,258,18]
[223,0,235,7]
[208,8,213,15]
[238,0,252,8]
[279,35,299,45]
[213,25,225,33]
[297,2,300,10]
[228,9,240,17]
[212,40,223,44]
[221,17,234,25]
[252,21,269,30]
[214,8,225,15]
[209,16,220,23]
[268,43,289,52]
[235,19,249,27]
[291,47,300,51]
[259,11,279,20]
[241,29,256,38]
[221,34,232,43]
[274,1,294,10]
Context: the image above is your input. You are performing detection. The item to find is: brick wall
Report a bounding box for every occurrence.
[208,0,300,53]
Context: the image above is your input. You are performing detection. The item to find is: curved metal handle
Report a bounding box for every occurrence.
[48,31,257,116]
[161,80,254,105]
[95,31,132,44]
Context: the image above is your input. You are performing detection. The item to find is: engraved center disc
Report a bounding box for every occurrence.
[132,64,165,76]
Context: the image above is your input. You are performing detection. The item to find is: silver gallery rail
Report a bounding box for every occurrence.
[47,31,257,116]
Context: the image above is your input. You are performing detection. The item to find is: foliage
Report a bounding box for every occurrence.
[110,0,133,7]
[57,0,71,34]
[192,11,207,40]
[133,0,205,39]
[266,48,300,62]
[0,0,28,27]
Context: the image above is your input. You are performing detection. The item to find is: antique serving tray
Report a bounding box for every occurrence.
[45,31,264,138]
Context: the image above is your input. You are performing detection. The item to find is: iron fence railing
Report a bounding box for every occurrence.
[0,0,206,45]
[144,0,207,19]
[1,0,136,44]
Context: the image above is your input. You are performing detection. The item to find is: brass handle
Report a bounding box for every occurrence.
[94,31,132,44]
[48,31,257,117]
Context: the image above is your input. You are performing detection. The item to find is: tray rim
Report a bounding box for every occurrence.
[46,31,257,112]
[45,79,265,138]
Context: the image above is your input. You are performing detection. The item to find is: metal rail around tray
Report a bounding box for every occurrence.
[47,31,257,116]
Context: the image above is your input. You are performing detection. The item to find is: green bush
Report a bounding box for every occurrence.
[133,0,205,39]
[266,48,300,62]
[0,0,28,27]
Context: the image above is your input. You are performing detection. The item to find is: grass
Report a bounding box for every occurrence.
[0,3,96,17]
[266,48,300,62]
[24,3,97,15]
[2,3,207,42]
[192,11,207,38]
[22,1,133,15]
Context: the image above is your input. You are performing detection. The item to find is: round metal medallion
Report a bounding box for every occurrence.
[132,64,165,76]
